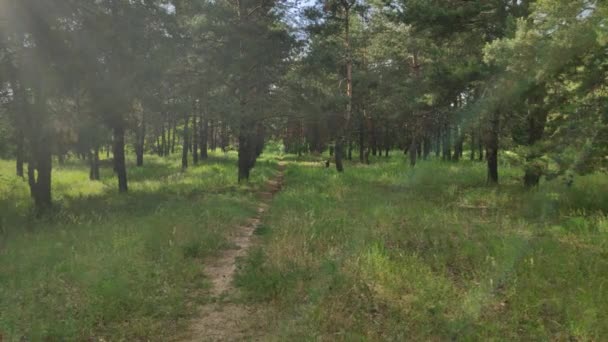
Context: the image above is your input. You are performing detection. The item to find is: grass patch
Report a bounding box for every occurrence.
[0,152,276,340]
[236,155,608,340]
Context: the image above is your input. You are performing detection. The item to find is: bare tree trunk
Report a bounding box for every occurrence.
[89,146,100,181]
[135,113,145,167]
[359,116,365,163]
[16,133,24,177]
[221,121,228,153]
[161,122,167,156]
[335,2,353,173]
[171,119,177,155]
[200,118,208,160]
[29,140,52,212]
[470,130,476,161]
[442,122,451,161]
[113,125,128,193]
[409,138,418,167]
[335,138,344,172]
[192,114,199,165]
[182,114,189,170]
[486,113,499,184]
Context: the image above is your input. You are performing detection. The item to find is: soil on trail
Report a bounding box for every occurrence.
[176,164,285,342]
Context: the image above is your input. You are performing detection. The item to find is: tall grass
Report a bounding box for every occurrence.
[0,152,277,340]
[237,156,608,340]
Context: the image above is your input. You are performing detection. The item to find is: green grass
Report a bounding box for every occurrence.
[236,155,608,340]
[0,152,277,340]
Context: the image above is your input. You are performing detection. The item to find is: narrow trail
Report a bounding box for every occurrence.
[177,163,286,342]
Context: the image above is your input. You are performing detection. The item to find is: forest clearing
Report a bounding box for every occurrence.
[1,0,607,341]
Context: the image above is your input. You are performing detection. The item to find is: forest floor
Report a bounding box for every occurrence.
[1,152,607,340]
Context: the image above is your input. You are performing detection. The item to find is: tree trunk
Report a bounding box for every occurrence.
[442,122,451,161]
[29,142,52,212]
[16,133,24,177]
[113,125,128,193]
[486,113,499,184]
[200,117,208,160]
[171,120,177,154]
[384,123,390,157]
[470,130,476,161]
[161,123,167,156]
[478,131,484,161]
[238,120,260,182]
[182,115,189,170]
[89,146,100,181]
[453,127,463,162]
[371,120,378,156]
[409,139,418,167]
[135,114,145,167]
[423,135,431,160]
[359,118,365,163]
[221,121,228,153]
[337,3,352,173]
[335,138,344,172]
[192,114,199,165]
[434,129,441,157]
[209,119,216,151]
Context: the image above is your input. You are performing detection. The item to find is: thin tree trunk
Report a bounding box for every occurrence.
[29,141,52,212]
[336,2,352,173]
[359,117,365,163]
[423,135,431,160]
[113,125,128,193]
[200,118,208,160]
[16,133,24,177]
[135,113,145,167]
[89,146,100,181]
[209,119,216,151]
[335,138,344,172]
[434,129,441,157]
[486,113,499,184]
[442,122,451,161]
[478,129,484,161]
[171,120,177,154]
[470,130,476,161]
[192,114,199,165]
[161,122,167,156]
[409,138,418,167]
[182,115,189,170]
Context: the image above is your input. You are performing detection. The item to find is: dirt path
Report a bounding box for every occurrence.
[176,164,285,342]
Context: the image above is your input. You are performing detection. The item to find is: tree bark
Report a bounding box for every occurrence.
[89,146,100,181]
[171,120,177,154]
[113,125,128,193]
[161,122,167,156]
[486,113,499,184]
[30,142,52,212]
[16,133,24,177]
[359,117,365,163]
[470,130,476,161]
[135,114,145,167]
[335,138,344,172]
[192,114,199,165]
[442,122,451,161]
[200,117,208,160]
[409,138,418,167]
[182,115,189,170]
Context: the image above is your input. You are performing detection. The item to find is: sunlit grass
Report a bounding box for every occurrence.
[237,155,608,340]
[0,153,277,340]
